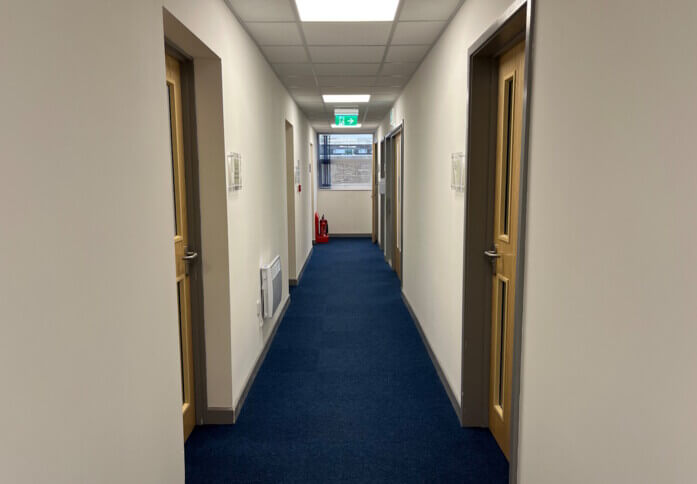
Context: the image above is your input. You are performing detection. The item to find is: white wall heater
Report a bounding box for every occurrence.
[260,255,282,320]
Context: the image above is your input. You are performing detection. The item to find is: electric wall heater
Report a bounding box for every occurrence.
[260,255,282,320]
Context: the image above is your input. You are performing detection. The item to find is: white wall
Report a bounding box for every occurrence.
[317,190,372,235]
[380,0,697,481]
[518,1,697,482]
[377,0,513,403]
[0,1,184,482]
[0,0,314,481]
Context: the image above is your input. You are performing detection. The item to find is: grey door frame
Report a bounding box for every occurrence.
[382,122,404,286]
[378,140,385,250]
[459,1,535,482]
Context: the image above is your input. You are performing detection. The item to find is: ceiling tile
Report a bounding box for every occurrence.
[380,62,418,76]
[290,88,321,97]
[317,76,376,87]
[262,45,309,63]
[309,46,385,63]
[366,102,392,115]
[245,22,302,45]
[304,109,328,118]
[313,63,381,76]
[392,21,447,45]
[274,63,314,76]
[375,75,406,87]
[293,95,323,104]
[399,0,462,21]
[303,22,392,46]
[320,86,373,95]
[303,103,326,112]
[284,76,317,88]
[385,45,429,62]
[370,88,400,102]
[226,0,296,22]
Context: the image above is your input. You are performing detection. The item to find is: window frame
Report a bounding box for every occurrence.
[317,132,374,191]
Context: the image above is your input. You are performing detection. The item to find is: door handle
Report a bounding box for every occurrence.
[182,251,199,262]
[484,247,500,274]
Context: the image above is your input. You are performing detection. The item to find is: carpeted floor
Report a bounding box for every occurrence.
[185,238,508,483]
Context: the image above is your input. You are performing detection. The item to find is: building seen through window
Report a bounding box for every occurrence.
[318,134,372,189]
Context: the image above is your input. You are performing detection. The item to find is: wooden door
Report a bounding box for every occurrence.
[487,41,525,459]
[285,122,296,279]
[372,142,378,243]
[380,140,385,248]
[166,55,197,441]
[310,142,315,228]
[393,132,402,280]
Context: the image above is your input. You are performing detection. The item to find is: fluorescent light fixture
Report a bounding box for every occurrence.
[295,0,399,22]
[331,124,363,128]
[323,94,370,103]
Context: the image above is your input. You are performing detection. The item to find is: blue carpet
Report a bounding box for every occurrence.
[185,238,508,483]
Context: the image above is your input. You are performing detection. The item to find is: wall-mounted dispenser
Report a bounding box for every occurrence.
[227,152,242,191]
[451,152,465,192]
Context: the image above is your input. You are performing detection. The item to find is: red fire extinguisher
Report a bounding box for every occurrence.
[315,212,329,244]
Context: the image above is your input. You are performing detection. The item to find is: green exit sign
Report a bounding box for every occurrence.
[335,114,359,126]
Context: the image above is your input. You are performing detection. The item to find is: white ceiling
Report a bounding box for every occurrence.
[225,0,464,132]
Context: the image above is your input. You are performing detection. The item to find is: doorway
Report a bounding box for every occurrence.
[383,125,403,282]
[460,1,533,477]
[166,54,198,441]
[310,141,315,237]
[392,131,403,281]
[285,121,296,281]
[372,141,378,243]
[379,140,385,250]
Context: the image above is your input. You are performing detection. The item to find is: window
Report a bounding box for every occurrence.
[318,134,373,189]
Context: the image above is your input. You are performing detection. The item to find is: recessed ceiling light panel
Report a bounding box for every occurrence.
[295,0,399,22]
[331,124,363,128]
[323,94,371,103]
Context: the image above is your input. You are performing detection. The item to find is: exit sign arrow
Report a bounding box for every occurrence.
[335,114,359,126]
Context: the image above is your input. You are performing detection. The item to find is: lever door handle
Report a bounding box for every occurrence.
[484,250,501,259]
[182,251,199,262]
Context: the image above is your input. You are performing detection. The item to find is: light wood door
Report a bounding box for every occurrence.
[393,132,402,280]
[488,41,525,459]
[372,142,378,243]
[166,55,196,441]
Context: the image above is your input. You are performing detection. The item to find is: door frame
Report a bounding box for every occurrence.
[459,0,535,481]
[372,141,378,243]
[310,141,315,240]
[165,44,209,431]
[285,121,296,283]
[379,140,386,250]
[382,122,404,286]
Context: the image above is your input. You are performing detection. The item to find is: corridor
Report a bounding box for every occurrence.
[185,239,507,483]
[6,0,697,481]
